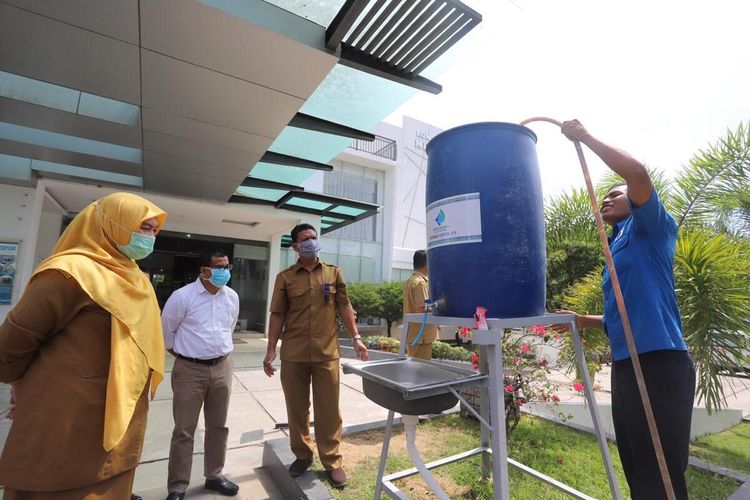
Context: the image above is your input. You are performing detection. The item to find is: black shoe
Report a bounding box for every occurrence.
[288,458,313,477]
[164,493,184,500]
[205,475,239,496]
[131,496,143,500]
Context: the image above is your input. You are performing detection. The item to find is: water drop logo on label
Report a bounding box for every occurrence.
[435,209,446,226]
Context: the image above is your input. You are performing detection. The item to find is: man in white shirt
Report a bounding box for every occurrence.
[162,251,240,500]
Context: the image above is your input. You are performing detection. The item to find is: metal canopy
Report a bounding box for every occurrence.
[328,0,481,94]
[230,187,379,235]
[288,112,375,141]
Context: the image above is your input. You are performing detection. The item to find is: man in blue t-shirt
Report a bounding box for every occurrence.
[556,120,695,500]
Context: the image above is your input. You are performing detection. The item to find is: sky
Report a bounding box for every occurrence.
[385,0,750,200]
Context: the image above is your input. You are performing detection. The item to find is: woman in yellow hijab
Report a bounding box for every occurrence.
[0,192,167,499]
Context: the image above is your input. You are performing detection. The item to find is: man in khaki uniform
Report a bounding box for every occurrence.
[263,223,368,488]
[403,250,438,360]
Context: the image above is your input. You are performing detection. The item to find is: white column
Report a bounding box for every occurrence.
[17,180,47,294]
[381,165,397,281]
[265,231,283,337]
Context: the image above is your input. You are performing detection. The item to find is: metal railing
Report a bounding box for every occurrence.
[348,135,397,161]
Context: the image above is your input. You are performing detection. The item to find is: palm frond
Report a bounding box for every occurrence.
[670,122,750,231]
[675,230,750,412]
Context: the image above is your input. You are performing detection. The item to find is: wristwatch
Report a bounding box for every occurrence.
[352,334,362,341]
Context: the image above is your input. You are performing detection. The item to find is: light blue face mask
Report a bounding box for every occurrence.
[117,232,155,261]
[209,268,231,287]
[95,201,157,261]
[298,238,321,259]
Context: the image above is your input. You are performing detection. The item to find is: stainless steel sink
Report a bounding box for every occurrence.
[343,357,487,415]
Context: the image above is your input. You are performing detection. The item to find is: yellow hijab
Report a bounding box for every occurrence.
[32,192,168,451]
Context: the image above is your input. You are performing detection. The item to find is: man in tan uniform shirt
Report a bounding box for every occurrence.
[263,223,368,488]
[403,250,438,360]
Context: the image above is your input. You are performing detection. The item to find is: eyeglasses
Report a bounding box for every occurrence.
[209,264,233,271]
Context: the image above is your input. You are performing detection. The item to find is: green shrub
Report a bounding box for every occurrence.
[362,336,474,361]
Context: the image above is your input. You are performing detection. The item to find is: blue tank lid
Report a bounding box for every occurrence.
[426,122,537,155]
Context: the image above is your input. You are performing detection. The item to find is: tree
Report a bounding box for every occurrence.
[554,121,750,412]
[346,282,383,321]
[545,189,603,310]
[376,281,404,337]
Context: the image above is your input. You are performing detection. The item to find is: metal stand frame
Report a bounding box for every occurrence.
[372,313,621,500]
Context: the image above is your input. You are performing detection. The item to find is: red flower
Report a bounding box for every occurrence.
[572,382,584,392]
[539,359,549,367]
[470,352,480,371]
[516,398,526,406]
[519,344,531,354]
[552,395,561,403]
[531,325,548,337]
[504,385,514,392]
[513,357,521,365]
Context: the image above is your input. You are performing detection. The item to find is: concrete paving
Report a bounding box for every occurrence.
[1,335,749,499]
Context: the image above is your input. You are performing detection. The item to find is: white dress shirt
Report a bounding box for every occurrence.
[162,278,239,359]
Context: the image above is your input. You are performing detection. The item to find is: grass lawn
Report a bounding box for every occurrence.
[691,421,750,475]
[311,414,740,499]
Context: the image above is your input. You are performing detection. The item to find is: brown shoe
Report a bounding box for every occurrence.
[328,468,348,488]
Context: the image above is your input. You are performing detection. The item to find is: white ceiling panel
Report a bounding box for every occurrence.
[141,0,337,99]
[43,179,301,242]
[0,4,140,104]
[2,0,139,44]
[141,50,303,135]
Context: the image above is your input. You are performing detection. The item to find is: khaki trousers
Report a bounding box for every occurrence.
[167,356,233,493]
[407,342,432,360]
[280,360,343,470]
[2,468,135,499]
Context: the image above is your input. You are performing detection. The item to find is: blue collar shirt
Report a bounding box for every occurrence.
[602,189,687,361]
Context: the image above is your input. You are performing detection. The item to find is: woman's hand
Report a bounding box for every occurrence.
[551,309,580,335]
[551,310,603,334]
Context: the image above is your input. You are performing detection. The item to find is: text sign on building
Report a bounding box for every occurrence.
[426,193,482,249]
[414,130,432,151]
[0,242,18,305]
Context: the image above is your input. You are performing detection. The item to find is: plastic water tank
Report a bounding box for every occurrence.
[425,122,546,318]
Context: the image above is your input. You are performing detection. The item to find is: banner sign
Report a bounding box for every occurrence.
[0,242,18,305]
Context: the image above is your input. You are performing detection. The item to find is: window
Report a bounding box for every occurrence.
[324,169,379,242]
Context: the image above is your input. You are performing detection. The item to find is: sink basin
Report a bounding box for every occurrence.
[343,358,486,415]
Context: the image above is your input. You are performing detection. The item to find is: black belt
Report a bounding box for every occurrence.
[176,353,227,366]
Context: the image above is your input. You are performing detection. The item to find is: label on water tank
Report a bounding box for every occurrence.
[426,192,482,249]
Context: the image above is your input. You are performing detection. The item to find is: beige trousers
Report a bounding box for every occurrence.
[167,356,233,493]
[407,342,432,360]
[2,468,135,499]
[280,360,343,470]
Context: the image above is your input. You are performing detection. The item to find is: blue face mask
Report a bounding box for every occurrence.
[298,238,321,259]
[209,268,231,288]
[117,232,155,261]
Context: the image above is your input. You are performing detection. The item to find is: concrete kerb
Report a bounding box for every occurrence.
[261,411,413,500]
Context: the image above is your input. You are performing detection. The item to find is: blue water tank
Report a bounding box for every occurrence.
[425,122,546,319]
